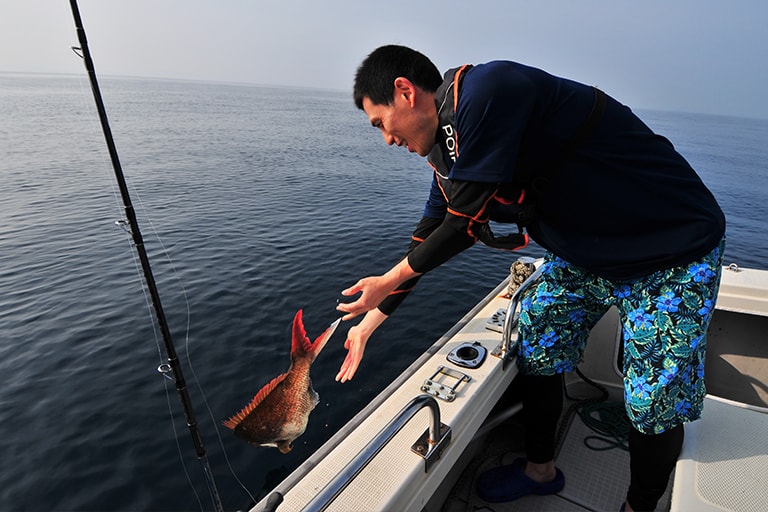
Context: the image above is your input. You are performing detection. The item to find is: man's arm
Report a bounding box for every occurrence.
[407,180,500,272]
[335,180,499,381]
[336,256,421,320]
[335,308,387,383]
[337,180,499,319]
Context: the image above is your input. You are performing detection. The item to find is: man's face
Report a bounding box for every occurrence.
[361,80,437,157]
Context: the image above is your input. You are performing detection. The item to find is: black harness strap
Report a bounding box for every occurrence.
[432,74,608,250]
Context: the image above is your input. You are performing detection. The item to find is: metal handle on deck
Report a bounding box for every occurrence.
[501,265,543,368]
[302,394,448,512]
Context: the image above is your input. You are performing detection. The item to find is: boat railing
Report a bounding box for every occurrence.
[300,394,451,512]
[501,264,543,368]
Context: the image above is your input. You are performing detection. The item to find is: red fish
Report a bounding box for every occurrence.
[223,310,339,453]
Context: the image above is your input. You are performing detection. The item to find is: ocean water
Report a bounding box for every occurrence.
[0,73,766,511]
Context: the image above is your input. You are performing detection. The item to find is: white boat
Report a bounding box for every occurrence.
[252,259,768,512]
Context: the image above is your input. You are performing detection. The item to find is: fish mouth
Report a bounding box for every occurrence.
[327,317,342,336]
[312,317,341,355]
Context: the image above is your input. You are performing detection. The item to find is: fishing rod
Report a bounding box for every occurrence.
[67,2,223,510]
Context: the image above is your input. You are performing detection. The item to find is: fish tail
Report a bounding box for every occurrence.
[291,309,312,357]
[291,309,331,360]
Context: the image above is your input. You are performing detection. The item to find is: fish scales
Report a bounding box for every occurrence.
[223,309,337,453]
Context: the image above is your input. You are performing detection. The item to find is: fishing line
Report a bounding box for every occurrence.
[95,81,260,507]
[77,65,259,512]
[68,1,224,510]
[135,223,258,505]
[161,369,207,511]
[71,48,209,503]
[72,73,125,215]
[68,3,257,506]
[69,45,207,510]
[185,343,259,506]
[121,226,208,510]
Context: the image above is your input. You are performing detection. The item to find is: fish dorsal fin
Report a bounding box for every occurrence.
[222,372,287,430]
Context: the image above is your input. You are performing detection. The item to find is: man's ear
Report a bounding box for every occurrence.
[393,77,417,106]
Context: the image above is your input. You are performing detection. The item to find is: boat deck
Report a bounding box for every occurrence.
[440,263,768,512]
[441,388,768,512]
[441,381,673,512]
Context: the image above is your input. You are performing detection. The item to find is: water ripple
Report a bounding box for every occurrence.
[0,77,765,511]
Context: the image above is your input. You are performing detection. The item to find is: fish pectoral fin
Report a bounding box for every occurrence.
[277,440,292,454]
[222,372,288,429]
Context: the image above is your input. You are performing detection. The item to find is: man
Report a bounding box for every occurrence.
[336,45,725,512]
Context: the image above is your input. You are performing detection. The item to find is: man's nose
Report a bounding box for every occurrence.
[382,131,395,145]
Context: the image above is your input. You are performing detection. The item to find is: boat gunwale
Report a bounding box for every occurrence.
[262,277,511,501]
[257,264,768,511]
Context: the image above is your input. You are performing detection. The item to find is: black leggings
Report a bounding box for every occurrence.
[522,373,684,511]
[627,425,683,511]
[522,373,564,463]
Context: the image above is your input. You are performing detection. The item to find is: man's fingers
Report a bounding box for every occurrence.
[340,280,364,297]
[335,358,358,383]
[336,305,361,321]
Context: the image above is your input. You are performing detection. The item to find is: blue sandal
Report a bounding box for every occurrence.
[476,457,565,503]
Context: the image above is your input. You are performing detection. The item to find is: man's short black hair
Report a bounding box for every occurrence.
[353,45,442,110]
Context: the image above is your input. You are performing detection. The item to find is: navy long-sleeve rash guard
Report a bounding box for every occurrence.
[377,61,725,316]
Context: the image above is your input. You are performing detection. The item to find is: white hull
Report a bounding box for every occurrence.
[253,263,768,512]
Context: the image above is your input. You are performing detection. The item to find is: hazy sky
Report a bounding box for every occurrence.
[2,1,767,119]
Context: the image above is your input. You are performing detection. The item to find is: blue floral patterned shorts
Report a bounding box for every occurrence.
[517,238,725,434]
